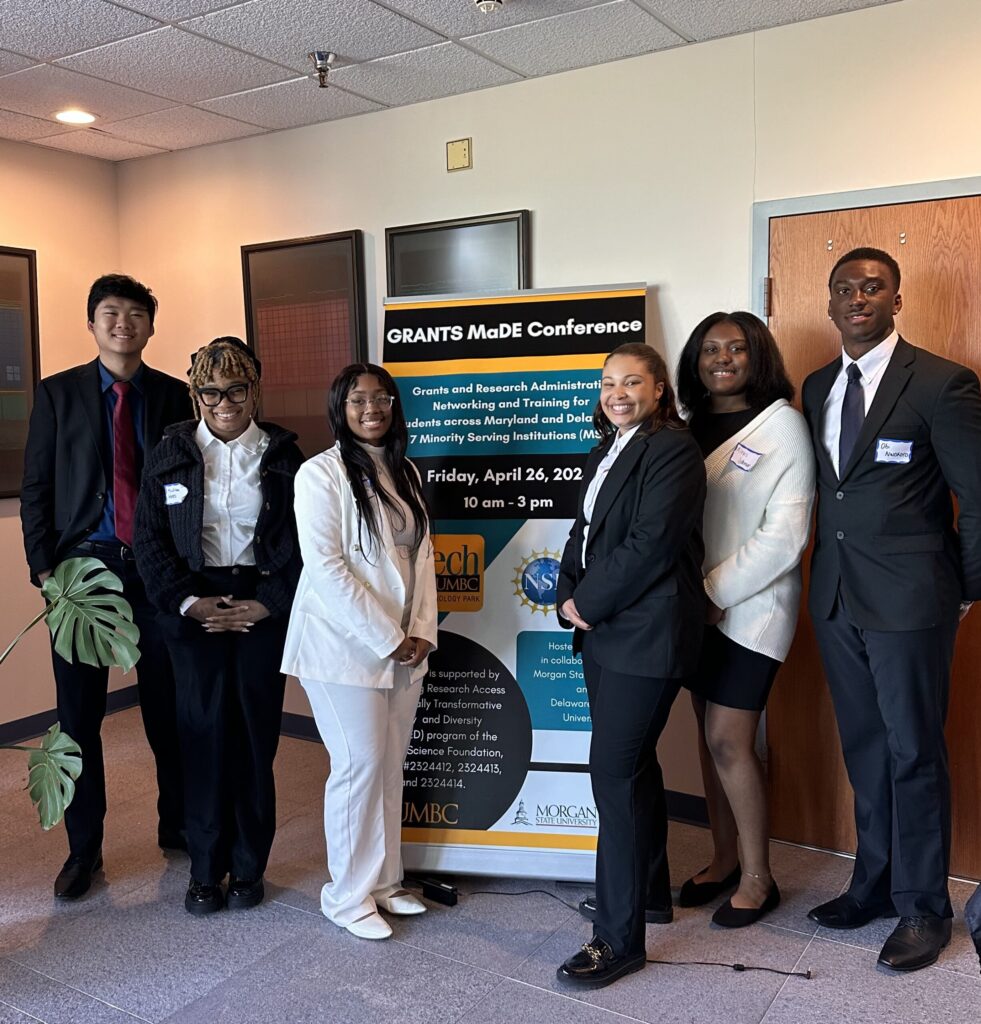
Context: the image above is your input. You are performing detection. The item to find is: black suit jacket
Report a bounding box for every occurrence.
[20,358,192,584]
[802,337,981,631]
[557,424,706,678]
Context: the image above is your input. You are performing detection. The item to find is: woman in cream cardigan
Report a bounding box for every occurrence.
[675,312,815,927]
[282,363,437,940]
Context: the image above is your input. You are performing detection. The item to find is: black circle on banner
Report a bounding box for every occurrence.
[402,631,531,830]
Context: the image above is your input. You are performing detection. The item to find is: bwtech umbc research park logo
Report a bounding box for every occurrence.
[512,549,562,614]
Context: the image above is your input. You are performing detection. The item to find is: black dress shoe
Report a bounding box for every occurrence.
[877,916,952,972]
[807,893,885,929]
[184,879,224,916]
[678,864,741,908]
[158,827,188,853]
[578,894,673,924]
[712,881,780,928]
[54,851,103,900]
[556,937,646,989]
[226,876,264,910]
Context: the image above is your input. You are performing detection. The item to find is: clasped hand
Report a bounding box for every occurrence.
[186,595,270,632]
[389,636,434,668]
[560,598,592,631]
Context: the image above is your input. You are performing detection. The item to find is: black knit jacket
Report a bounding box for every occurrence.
[133,419,304,617]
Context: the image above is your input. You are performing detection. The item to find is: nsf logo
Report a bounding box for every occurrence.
[512,549,562,614]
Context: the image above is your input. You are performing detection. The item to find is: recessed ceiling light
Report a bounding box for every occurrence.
[55,109,96,124]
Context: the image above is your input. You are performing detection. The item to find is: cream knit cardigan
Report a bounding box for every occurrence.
[702,399,816,662]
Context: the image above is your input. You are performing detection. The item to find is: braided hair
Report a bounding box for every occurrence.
[187,336,261,417]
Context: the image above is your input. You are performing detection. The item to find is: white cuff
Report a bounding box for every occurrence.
[179,595,200,616]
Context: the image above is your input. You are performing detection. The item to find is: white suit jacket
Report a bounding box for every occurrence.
[281,443,438,687]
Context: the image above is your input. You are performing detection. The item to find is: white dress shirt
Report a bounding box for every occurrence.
[581,424,641,566]
[821,330,899,477]
[179,418,268,615]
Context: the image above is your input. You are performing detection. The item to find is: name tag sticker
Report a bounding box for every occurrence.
[730,443,763,472]
[164,482,188,505]
[874,438,913,464]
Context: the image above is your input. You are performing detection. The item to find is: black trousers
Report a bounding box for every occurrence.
[160,567,287,885]
[583,642,680,957]
[52,543,183,860]
[813,593,958,919]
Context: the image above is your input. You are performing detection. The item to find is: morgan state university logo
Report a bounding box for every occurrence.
[513,549,562,614]
[433,534,484,612]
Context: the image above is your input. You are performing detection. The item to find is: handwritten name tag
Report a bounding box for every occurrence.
[730,443,762,472]
[874,438,913,464]
[164,482,188,505]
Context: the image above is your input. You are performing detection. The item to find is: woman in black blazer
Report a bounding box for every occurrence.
[556,342,706,990]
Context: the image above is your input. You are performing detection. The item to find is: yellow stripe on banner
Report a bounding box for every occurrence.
[386,353,607,377]
[402,827,597,850]
[385,288,645,311]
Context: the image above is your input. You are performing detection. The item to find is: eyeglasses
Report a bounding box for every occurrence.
[346,395,394,410]
[196,384,250,407]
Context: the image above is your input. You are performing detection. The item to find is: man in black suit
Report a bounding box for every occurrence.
[21,274,191,898]
[802,248,981,971]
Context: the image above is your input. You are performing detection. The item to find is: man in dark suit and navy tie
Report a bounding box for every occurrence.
[21,275,191,899]
[802,248,981,971]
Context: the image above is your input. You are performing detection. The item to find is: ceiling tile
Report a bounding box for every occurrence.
[0,107,75,141]
[56,26,297,103]
[111,1,254,19]
[328,41,520,107]
[382,0,610,37]
[0,64,173,122]
[633,0,895,41]
[103,104,266,148]
[181,0,443,73]
[0,0,160,61]
[31,129,168,160]
[0,48,35,75]
[199,77,383,130]
[465,1,684,76]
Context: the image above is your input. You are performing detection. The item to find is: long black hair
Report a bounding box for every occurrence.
[676,311,794,421]
[592,342,684,442]
[327,363,430,553]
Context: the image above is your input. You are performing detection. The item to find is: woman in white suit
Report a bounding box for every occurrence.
[282,362,437,940]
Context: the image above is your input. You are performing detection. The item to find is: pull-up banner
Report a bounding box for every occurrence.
[386,284,646,880]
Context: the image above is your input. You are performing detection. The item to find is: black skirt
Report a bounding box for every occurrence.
[686,625,781,712]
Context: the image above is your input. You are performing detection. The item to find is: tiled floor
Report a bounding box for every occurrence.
[1,708,978,1023]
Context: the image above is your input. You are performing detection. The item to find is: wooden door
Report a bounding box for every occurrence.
[766,196,981,879]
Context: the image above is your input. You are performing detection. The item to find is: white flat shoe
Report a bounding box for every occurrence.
[376,890,427,916]
[344,911,392,940]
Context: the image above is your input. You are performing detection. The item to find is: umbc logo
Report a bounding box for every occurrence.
[512,549,562,614]
[433,534,484,612]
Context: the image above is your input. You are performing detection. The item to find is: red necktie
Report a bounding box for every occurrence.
[112,381,138,547]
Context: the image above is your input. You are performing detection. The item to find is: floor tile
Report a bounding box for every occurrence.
[0,1002,39,1023]
[459,977,647,1022]
[0,960,146,1023]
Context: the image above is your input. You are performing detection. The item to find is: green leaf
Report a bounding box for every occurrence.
[26,724,82,830]
[42,557,141,672]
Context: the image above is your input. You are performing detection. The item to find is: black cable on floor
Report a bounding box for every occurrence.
[465,887,580,912]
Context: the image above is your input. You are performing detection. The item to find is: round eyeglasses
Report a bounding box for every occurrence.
[346,395,394,410]
[196,384,250,407]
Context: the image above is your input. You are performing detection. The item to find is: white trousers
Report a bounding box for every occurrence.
[301,672,422,926]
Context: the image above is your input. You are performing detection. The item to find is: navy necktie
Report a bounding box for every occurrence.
[838,363,864,474]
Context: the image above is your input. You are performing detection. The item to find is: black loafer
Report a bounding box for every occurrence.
[807,893,886,930]
[678,864,741,908]
[712,881,780,928]
[578,894,673,924]
[226,876,264,910]
[54,850,103,900]
[556,937,646,989]
[877,916,952,972]
[184,879,224,916]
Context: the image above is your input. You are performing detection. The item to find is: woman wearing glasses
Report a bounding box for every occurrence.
[135,337,303,915]
[282,363,437,940]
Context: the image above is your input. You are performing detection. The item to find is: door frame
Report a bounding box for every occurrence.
[750,174,981,316]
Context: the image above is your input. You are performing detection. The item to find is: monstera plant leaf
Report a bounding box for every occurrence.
[42,557,140,672]
[25,724,82,831]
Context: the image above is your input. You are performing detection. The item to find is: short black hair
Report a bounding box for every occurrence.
[87,274,158,326]
[676,311,795,419]
[827,247,901,292]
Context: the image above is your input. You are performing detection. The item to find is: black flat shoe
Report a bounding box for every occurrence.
[807,893,888,930]
[877,916,952,972]
[578,894,673,924]
[712,881,780,928]
[185,879,224,916]
[226,876,264,910]
[556,937,646,989]
[678,864,741,908]
[54,850,103,900]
